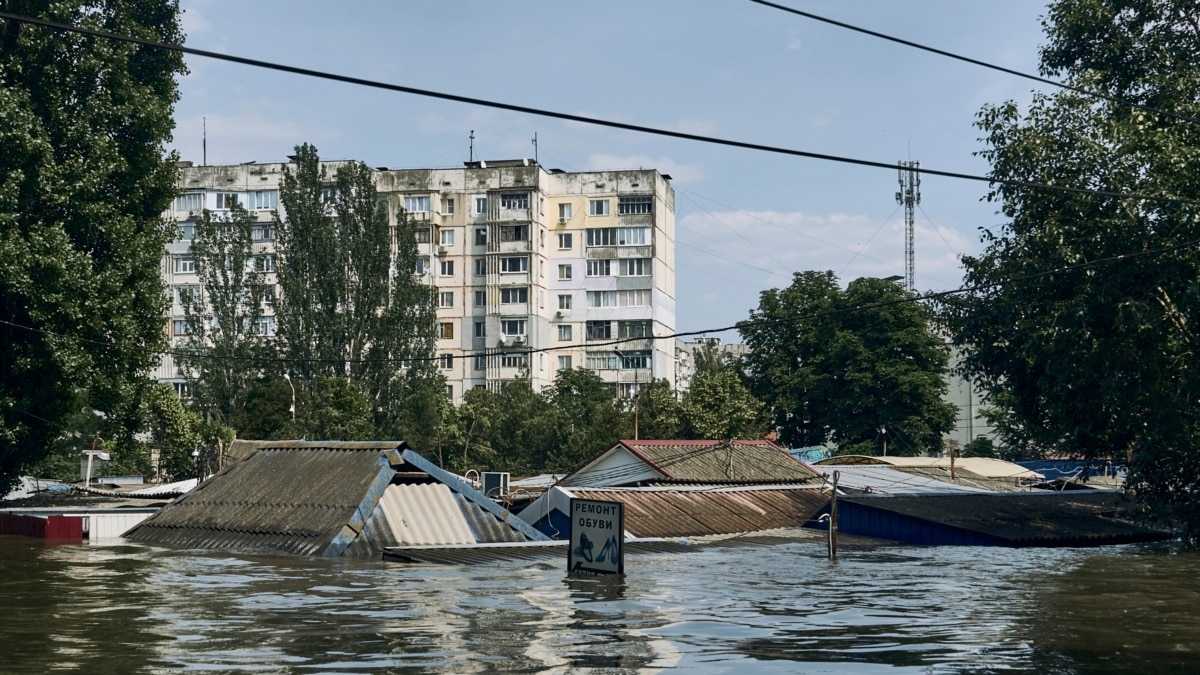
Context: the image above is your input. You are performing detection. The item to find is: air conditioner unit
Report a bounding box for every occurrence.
[188,210,200,218]
[558,217,567,224]
[437,245,449,255]
[481,471,510,498]
[555,311,563,318]
[514,336,527,345]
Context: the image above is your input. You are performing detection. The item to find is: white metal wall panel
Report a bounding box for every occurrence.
[89,512,154,540]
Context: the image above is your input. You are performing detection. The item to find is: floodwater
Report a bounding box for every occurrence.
[1,536,1198,673]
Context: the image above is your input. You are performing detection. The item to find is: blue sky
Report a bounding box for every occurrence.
[174,0,1051,336]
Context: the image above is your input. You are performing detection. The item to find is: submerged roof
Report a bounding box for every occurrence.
[560,439,822,488]
[841,491,1172,546]
[124,441,545,556]
[817,455,1042,480]
[808,464,991,495]
[518,483,830,539]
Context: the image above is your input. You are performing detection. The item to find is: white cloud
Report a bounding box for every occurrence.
[786,29,803,51]
[584,153,704,185]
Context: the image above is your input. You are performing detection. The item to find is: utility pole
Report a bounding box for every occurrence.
[896,160,920,293]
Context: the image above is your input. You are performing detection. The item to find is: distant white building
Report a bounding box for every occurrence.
[157,159,676,403]
[674,337,749,393]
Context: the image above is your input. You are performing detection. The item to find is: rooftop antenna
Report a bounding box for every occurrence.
[203,116,207,167]
[896,160,920,292]
[532,132,538,165]
[469,129,475,163]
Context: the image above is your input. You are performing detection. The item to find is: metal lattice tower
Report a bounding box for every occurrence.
[895,161,921,292]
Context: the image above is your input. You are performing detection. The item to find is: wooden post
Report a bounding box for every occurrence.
[829,470,839,560]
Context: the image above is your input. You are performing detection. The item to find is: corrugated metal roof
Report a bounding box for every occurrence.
[382,539,698,565]
[124,441,539,556]
[817,455,1043,479]
[840,491,1173,546]
[562,439,823,487]
[565,485,830,538]
[807,465,991,495]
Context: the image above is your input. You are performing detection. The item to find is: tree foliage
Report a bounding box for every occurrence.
[740,272,955,455]
[274,143,443,446]
[177,201,267,425]
[939,0,1200,540]
[0,0,185,492]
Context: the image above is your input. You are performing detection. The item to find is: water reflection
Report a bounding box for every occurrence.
[0,536,1197,673]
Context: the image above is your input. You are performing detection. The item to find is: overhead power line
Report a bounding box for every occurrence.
[747,0,1200,128]
[5,234,1200,368]
[1,10,1198,207]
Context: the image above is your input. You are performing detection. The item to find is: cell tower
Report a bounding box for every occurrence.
[895,160,921,292]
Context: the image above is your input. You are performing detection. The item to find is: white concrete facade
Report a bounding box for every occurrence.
[158,159,676,404]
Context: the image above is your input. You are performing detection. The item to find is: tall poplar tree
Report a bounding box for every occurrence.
[177,201,267,424]
[274,143,442,441]
[0,1,185,491]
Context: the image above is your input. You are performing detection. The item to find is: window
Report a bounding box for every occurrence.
[439,323,454,339]
[250,190,278,210]
[618,258,650,276]
[586,320,612,340]
[439,353,454,369]
[474,196,488,214]
[251,225,273,242]
[500,224,529,242]
[589,199,610,216]
[500,287,528,304]
[618,194,653,215]
[558,294,572,310]
[475,227,487,246]
[215,192,239,209]
[474,290,486,307]
[586,259,611,276]
[440,229,455,246]
[587,291,616,308]
[414,256,429,275]
[500,256,528,273]
[175,285,200,306]
[558,325,572,341]
[557,264,572,280]
[473,258,486,276]
[500,192,529,209]
[586,352,619,370]
[500,353,528,368]
[473,355,486,370]
[252,316,277,337]
[586,228,616,246]
[415,227,432,244]
[558,203,572,221]
[177,224,195,241]
[445,384,454,399]
[443,197,455,214]
[558,355,572,370]
[440,260,454,276]
[620,320,652,338]
[438,291,455,308]
[618,350,651,369]
[256,254,276,273]
[172,319,192,336]
[474,321,486,339]
[174,257,195,273]
[557,232,573,249]
[175,192,202,212]
[501,319,527,337]
[405,195,431,213]
[618,227,650,246]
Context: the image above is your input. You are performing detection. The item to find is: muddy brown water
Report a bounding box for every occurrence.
[0,536,1197,673]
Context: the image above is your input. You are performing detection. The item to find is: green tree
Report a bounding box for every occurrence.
[177,201,267,425]
[741,272,955,455]
[0,1,186,492]
[939,0,1200,541]
[682,368,769,440]
[274,143,442,442]
[633,378,685,440]
[548,368,628,469]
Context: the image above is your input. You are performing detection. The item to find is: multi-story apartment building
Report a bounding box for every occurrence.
[157,158,676,404]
